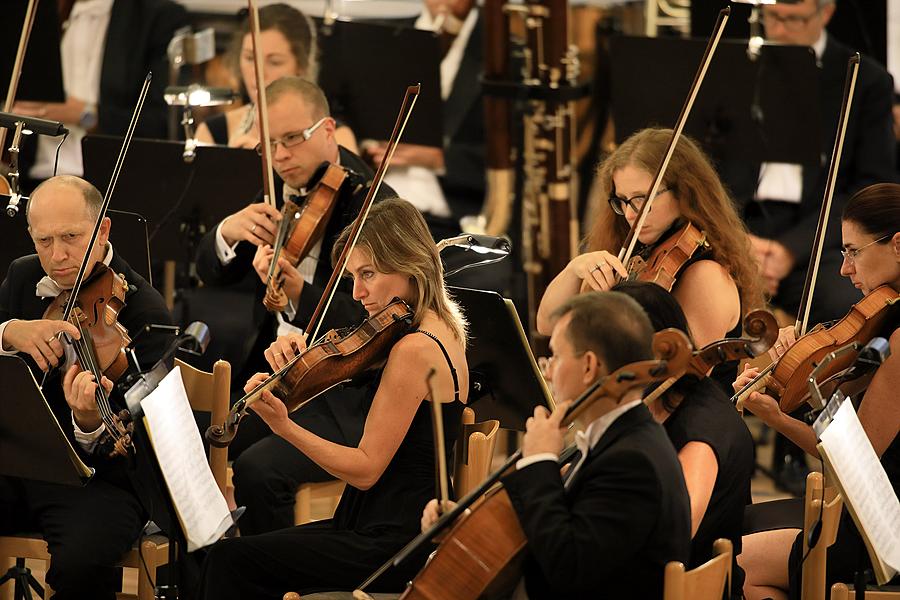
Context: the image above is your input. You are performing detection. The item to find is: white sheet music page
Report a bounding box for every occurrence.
[141,366,233,552]
[819,400,900,582]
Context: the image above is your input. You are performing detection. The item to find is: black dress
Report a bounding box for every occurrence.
[204,112,229,145]
[196,331,464,599]
[664,377,755,599]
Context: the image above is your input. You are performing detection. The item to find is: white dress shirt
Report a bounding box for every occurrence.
[30,0,114,179]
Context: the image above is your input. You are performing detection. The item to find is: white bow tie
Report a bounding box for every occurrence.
[36,276,65,299]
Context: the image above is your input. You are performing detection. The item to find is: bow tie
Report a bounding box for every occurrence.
[36,276,65,299]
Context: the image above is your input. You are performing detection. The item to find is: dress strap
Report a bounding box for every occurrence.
[413,329,460,402]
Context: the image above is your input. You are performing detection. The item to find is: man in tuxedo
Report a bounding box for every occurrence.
[422,292,691,599]
[721,0,895,325]
[193,76,395,535]
[0,175,172,599]
[14,0,187,184]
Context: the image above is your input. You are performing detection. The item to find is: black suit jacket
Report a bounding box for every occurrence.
[19,0,187,176]
[721,36,896,264]
[502,403,692,600]
[0,252,173,466]
[439,11,487,219]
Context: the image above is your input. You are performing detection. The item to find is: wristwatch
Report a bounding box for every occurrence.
[79,103,98,130]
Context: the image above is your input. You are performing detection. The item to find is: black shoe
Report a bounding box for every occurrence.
[774,455,810,496]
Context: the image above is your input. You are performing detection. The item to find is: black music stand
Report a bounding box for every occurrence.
[610,36,822,165]
[449,287,553,431]
[317,20,443,147]
[81,136,262,264]
[0,0,65,103]
[0,356,93,600]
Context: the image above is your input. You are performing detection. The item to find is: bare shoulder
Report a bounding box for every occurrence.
[679,259,736,291]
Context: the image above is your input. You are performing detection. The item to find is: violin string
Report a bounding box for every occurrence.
[73,319,120,438]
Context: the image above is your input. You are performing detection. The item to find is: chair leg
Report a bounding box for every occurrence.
[136,544,157,600]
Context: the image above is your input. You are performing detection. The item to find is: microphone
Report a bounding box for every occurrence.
[0,111,68,136]
[121,321,211,413]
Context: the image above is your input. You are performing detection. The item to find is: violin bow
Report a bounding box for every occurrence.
[0,0,39,155]
[425,368,452,515]
[248,0,278,210]
[305,84,420,344]
[353,329,692,595]
[795,53,860,337]
[617,7,729,268]
[731,55,860,408]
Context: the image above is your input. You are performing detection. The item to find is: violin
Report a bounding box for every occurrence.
[263,163,348,312]
[41,75,153,458]
[352,328,693,600]
[208,84,422,446]
[686,309,777,378]
[626,221,709,291]
[207,299,413,447]
[45,264,136,457]
[733,285,899,414]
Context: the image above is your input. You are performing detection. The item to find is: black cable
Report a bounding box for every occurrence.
[148,166,196,243]
[52,132,68,177]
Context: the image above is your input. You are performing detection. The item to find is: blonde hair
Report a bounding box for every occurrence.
[331,198,468,344]
[588,128,764,311]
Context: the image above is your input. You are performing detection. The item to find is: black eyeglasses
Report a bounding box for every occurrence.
[608,187,671,216]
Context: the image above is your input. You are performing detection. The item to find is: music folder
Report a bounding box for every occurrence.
[0,356,93,486]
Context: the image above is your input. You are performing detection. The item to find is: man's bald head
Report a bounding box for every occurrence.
[27,176,103,225]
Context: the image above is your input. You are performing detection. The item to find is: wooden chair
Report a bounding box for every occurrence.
[453,407,500,498]
[801,471,844,600]
[663,538,733,600]
[832,585,900,599]
[0,358,230,600]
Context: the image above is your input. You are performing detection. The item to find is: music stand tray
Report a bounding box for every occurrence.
[0,356,93,486]
[449,286,553,431]
[82,136,264,263]
[317,19,444,147]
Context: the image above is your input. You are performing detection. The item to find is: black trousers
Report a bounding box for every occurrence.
[0,475,144,600]
[196,520,427,600]
[231,398,362,536]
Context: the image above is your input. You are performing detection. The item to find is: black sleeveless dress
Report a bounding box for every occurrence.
[204,112,229,146]
[196,330,464,600]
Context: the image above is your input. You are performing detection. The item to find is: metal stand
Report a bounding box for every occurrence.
[0,558,44,600]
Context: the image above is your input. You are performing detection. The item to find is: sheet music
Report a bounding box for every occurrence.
[141,366,232,552]
[819,400,900,582]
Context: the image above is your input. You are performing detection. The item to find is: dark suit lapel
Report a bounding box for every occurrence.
[443,13,483,144]
[566,403,652,491]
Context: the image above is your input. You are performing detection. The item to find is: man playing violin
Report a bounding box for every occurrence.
[422,292,691,599]
[0,175,172,599]
[193,76,396,535]
[737,183,900,600]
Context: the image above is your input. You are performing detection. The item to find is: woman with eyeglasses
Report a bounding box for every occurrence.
[736,182,900,600]
[196,3,357,151]
[537,128,763,388]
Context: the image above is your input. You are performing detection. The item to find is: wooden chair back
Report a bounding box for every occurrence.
[801,471,844,600]
[453,407,500,498]
[663,538,733,600]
